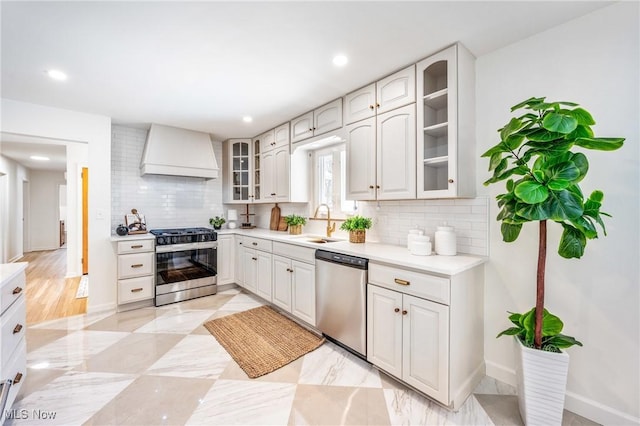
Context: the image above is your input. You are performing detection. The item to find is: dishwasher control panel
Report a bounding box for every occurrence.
[315,249,368,269]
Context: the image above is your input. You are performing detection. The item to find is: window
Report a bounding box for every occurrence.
[313,144,356,218]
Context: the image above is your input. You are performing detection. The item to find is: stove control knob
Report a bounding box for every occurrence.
[157,237,165,245]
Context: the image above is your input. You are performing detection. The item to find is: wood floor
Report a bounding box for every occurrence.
[19,249,87,324]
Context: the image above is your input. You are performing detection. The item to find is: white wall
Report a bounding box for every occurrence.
[476,3,639,424]
[0,155,29,262]
[66,143,88,277]
[28,170,65,251]
[1,99,114,313]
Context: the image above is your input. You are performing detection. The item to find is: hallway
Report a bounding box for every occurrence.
[19,248,87,324]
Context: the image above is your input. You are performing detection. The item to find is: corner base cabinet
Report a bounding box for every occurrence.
[367,262,484,409]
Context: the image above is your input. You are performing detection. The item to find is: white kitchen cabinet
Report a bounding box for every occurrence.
[242,237,273,300]
[271,242,316,326]
[216,234,235,285]
[416,43,475,198]
[367,261,483,409]
[234,236,245,287]
[223,139,254,204]
[346,103,416,200]
[290,98,343,144]
[344,65,415,125]
[274,122,290,149]
[116,239,155,306]
[259,129,275,153]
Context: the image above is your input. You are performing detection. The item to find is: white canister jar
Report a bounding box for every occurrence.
[435,224,457,255]
[410,235,432,256]
[407,228,424,250]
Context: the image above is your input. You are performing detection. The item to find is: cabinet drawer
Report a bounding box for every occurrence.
[1,295,26,368]
[0,338,26,423]
[118,252,154,279]
[242,236,273,253]
[1,272,25,316]
[117,239,154,254]
[272,242,314,264]
[369,263,449,305]
[118,276,154,304]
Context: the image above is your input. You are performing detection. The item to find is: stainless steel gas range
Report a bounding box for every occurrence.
[150,227,217,306]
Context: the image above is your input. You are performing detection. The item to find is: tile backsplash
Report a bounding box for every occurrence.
[111,125,224,232]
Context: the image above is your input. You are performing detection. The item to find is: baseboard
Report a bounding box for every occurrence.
[8,254,23,263]
[452,362,486,410]
[485,361,639,425]
[87,302,117,315]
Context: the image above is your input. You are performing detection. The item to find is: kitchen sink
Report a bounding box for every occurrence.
[290,235,343,244]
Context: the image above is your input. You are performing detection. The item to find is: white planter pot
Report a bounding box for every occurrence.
[515,337,570,425]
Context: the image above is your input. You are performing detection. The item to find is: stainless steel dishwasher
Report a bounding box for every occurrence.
[315,249,368,358]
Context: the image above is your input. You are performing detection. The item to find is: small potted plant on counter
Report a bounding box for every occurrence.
[284,214,306,235]
[483,96,624,425]
[340,215,372,243]
[209,216,225,230]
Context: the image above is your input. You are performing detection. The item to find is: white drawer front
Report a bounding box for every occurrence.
[118,276,154,304]
[243,236,273,253]
[117,239,154,254]
[369,263,450,305]
[1,295,26,368]
[118,252,154,279]
[1,272,25,316]
[272,242,315,264]
[0,338,26,424]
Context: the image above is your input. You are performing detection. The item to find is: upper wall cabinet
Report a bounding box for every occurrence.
[223,139,253,204]
[291,98,343,144]
[416,44,476,198]
[344,65,416,125]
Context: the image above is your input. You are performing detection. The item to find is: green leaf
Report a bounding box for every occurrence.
[544,334,583,349]
[568,107,596,126]
[515,180,549,204]
[496,327,522,338]
[543,112,578,134]
[559,223,587,258]
[500,223,522,242]
[575,137,625,151]
[570,153,589,182]
[516,203,550,221]
[499,117,524,141]
[569,215,598,239]
[508,312,522,326]
[541,310,564,336]
[481,142,509,158]
[521,308,536,344]
[546,161,580,190]
[505,134,525,151]
[488,152,503,171]
[545,189,584,221]
[511,97,545,111]
[525,128,565,142]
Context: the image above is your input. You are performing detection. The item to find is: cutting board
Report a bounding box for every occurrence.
[269,203,281,230]
[277,216,288,231]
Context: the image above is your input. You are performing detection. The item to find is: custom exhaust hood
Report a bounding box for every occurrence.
[140,124,219,179]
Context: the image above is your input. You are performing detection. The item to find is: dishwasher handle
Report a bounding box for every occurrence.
[315,249,368,270]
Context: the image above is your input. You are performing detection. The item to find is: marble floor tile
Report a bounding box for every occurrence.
[84,307,166,332]
[219,356,303,383]
[289,384,391,426]
[157,293,235,312]
[14,367,67,403]
[185,379,296,425]
[299,342,382,388]
[29,311,113,331]
[25,328,69,352]
[133,309,217,334]
[75,332,185,374]
[383,389,494,425]
[27,330,130,370]
[145,334,232,379]
[7,371,135,425]
[473,375,517,395]
[219,292,265,312]
[84,374,215,426]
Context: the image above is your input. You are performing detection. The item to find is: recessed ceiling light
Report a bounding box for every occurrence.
[46,69,67,81]
[333,55,348,67]
[242,116,253,123]
[30,155,50,161]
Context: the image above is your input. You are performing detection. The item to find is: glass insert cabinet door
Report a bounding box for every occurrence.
[232,140,250,201]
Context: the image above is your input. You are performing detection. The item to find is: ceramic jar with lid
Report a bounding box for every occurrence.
[410,235,432,256]
[435,223,457,255]
[407,228,424,250]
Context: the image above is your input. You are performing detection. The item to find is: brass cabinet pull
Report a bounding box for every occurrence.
[131,288,144,293]
[13,324,23,334]
[13,372,23,384]
[252,242,258,246]
[131,264,144,268]
[394,278,410,286]
[394,308,400,313]
[402,310,408,315]
[131,244,143,249]
[13,286,23,295]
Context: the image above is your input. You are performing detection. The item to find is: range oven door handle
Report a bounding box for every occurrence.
[156,241,218,253]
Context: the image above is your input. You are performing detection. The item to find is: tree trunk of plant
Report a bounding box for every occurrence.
[535,220,547,349]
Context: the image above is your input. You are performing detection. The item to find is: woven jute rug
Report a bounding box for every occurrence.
[203,305,325,378]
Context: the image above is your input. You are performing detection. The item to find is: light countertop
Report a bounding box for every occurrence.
[110,233,156,242]
[0,262,28,286]
[218,228,486,276]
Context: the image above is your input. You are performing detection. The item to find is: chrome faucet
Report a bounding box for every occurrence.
[313,203,336,237]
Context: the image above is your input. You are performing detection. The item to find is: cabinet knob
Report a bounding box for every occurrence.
[252,242,258,246]
[252,257,257,261]
[394,308,400,313]
[402,310,408,315]
[376,185,380,189]
[448,178,454,183]
[376,103,380,108]
[369,105,375,110]
[12,286,22,295]
[271,193,276,196]
[13,372,23,384]
[13,324,23,334]
[369,185,374,189]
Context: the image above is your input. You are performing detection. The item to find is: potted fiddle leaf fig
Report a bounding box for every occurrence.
[483,96,624,425]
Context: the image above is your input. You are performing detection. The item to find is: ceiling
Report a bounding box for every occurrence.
[0,134,68,172]
[1,1,614,145]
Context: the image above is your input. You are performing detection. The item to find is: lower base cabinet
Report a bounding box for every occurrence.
[272,254,315,326]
